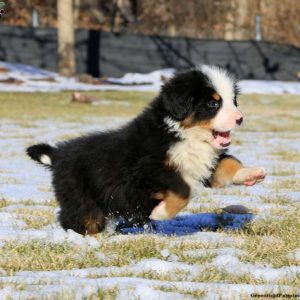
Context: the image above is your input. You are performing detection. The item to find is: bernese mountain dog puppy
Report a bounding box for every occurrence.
[27,65,266,235]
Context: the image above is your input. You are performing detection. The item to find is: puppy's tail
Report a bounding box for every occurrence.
[26,143,55,168]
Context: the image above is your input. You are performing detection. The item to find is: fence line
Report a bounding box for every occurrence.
[0,25,299,80]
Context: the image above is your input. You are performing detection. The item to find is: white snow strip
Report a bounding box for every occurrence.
[0,227,100,248]
[183,247,246,258]
[212,254,300,283]
[116,285,188,300]
[0,275,298,300]
[0,212,27,229]
[16,258,202,280]
[134,258,201,276]
[1,61,300,94]
[287,249,300,263]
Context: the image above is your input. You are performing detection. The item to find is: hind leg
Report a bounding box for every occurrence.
[59,204,106,235]
[148,170,191,221]
[150,191,189,220]
[53,164,107,235]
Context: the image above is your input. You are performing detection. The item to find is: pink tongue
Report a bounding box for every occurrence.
[214,131,230,146]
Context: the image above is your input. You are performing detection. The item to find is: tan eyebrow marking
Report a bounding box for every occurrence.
[212,93,221,101]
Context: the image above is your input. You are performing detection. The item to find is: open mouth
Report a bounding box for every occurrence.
[212,130,231,148]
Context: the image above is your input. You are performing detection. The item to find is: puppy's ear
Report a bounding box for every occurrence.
[160,76,193,120]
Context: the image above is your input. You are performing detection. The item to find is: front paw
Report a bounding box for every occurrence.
[150,201,173,220]
[233,167,266,186]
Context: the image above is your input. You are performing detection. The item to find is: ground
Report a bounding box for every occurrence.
[0,91,299,299]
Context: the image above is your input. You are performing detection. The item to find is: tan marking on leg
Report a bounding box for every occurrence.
[211,157,243,188]
[212,93,221,101]
[84,211,105,235]
[150,191,189,220]
[164,191,189,217]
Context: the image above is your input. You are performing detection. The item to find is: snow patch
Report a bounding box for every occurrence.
[1,61,300,94]
[134,258,202,276]
[287,249,300,263]
[212,254,300,283]
[116,285,187,300]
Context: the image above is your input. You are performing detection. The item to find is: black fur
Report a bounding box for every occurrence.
[26,68,236,235]
[26,143,54,167]
[161,70,222,120]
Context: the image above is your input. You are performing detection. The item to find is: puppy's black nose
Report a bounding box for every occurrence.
[236,117,243,125]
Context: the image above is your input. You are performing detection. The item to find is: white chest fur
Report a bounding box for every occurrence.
[166,125,218,190]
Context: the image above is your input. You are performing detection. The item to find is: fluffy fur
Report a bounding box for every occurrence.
[27,65,244,235]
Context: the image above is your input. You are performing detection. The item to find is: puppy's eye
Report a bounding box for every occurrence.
[207,101,220,109]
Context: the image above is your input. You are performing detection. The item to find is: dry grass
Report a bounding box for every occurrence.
[15,207,55,229]
[96,236,220,270]
[235,208,300,268]
[0,91,154,121]
[99,236,166,267]
[259,195,295,206]
[0,91,300,295]
[1,92,299,129]
[0,198,8,209]
[238,94,300,132]
[158,286,206,298]
[271,151,300,162]
[271,178,300,191]
[184,204,221,214]
[271,168,296,176]
[1,199,58,208]
[0,241,102,273]
[87,288,119,300]
[53,288,119,300]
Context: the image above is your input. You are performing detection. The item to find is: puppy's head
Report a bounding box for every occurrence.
[160,65,242,149]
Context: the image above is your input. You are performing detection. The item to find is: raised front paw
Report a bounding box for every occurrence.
[233,167,266,186]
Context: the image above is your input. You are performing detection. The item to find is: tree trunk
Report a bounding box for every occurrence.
[166,0,176,37]
[57,0,75,76]
[224,0,257,41]
[73,0,80,29]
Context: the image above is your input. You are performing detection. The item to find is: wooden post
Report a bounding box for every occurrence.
[57,0,75,76]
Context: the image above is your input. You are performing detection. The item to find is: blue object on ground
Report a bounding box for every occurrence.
[116,213,254,236]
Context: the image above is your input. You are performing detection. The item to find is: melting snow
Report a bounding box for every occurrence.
[1,61,300,94]
[0,105,299,298]
[212,254,300,282]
